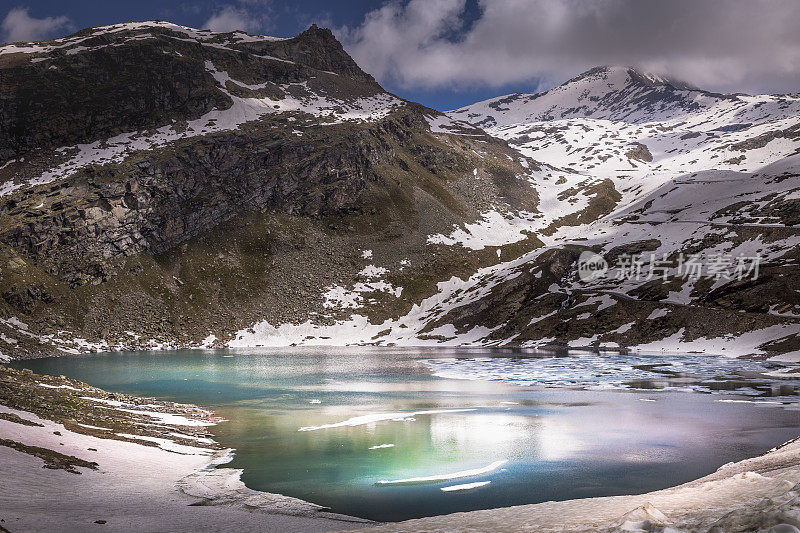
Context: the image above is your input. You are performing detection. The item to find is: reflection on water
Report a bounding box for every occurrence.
[10,347,800,522]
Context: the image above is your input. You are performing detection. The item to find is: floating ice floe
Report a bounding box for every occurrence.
[440,481,491,492]
[297,408,476,432]
[376,460,507,486]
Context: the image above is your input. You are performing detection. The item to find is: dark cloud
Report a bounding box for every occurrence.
[337,0,800,95]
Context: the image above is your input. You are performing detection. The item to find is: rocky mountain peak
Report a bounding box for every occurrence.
[275,24,376,82]
[0,20,373,81]
[565,65,698,93]
[623,66,698,91]
[449,64,720,127]
[0,20,385,163]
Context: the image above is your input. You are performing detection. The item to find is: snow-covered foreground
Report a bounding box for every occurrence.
[0,405,369,533]
[360,436,800,532]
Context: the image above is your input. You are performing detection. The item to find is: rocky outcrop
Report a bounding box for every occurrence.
[0,109,441,286]
[625,142,653,162]
[247,24,376,82]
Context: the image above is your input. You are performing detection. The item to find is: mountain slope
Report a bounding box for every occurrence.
[0,22,542,358]
[0,21,377,160]
[225,67,800,358]
[431,66,800,358]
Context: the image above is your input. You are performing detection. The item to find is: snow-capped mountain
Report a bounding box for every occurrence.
[1,29,798,361]
[449,65,800,127]
[210,65,800,359]
[427,66,800,358]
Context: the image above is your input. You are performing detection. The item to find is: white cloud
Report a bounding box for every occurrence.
[338,0,800,95]
[203,5,264,34]
[1,7,73,43]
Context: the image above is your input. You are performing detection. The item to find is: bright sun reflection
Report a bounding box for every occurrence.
[535,418,582,461]
[429,413,530,456]
[428,412,583,462]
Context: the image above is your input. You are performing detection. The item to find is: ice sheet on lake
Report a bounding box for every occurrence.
[425,354,800,402]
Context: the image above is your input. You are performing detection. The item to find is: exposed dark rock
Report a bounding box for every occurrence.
[626,142,653,162]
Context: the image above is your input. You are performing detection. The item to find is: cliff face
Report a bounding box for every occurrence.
[2,111,423,286]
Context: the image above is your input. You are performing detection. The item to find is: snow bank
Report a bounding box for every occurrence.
[0,403,368,532]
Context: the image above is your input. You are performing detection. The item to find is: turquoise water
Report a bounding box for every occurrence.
[10,348,800,522]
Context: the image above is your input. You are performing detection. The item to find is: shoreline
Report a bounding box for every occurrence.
[2,313,797,362]
[0,367,372,532]
[6,342,799,363]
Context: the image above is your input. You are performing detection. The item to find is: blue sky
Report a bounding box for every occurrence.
[2,1,371,35]
[3,1,799,110]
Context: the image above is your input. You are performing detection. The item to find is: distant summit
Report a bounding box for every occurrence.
[570,65,699,91]
[449,65,718,127]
